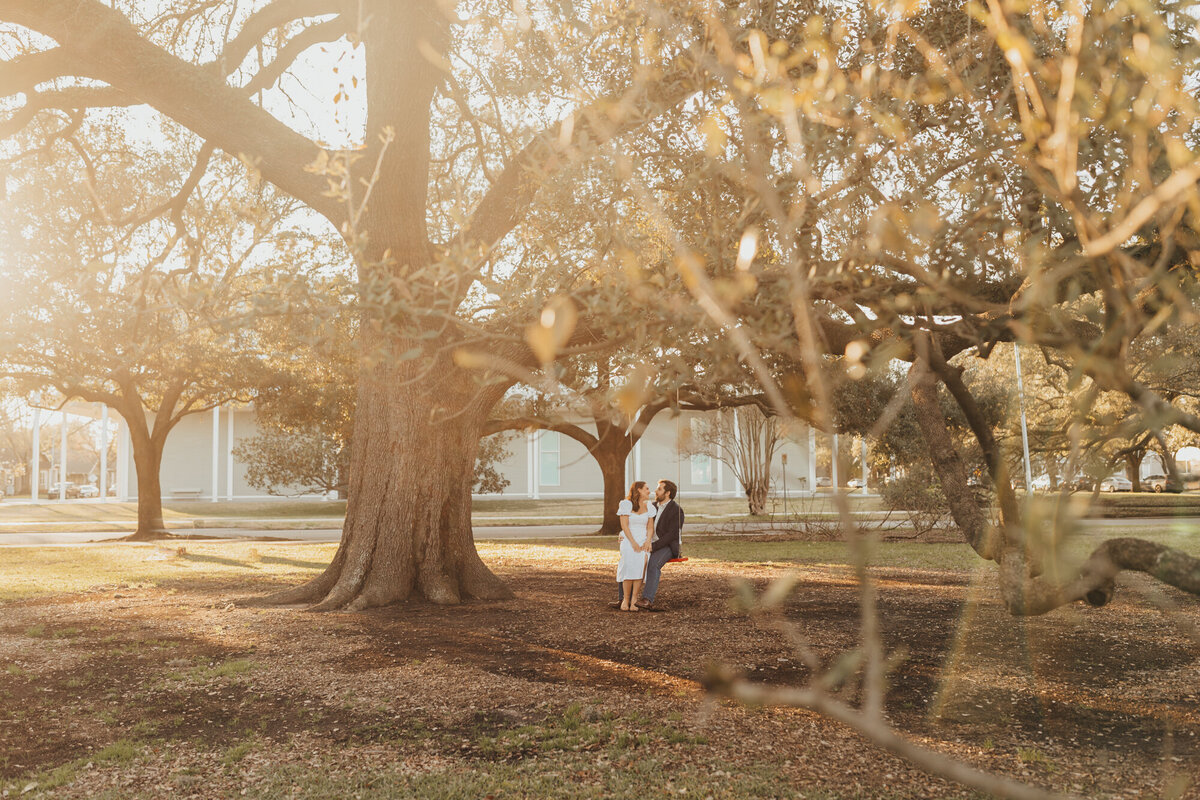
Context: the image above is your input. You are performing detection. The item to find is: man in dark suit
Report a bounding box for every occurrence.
[636,479,683,609]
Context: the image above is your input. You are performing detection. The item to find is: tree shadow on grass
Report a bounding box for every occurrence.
[257,554,330,570]
[179,552,256,569]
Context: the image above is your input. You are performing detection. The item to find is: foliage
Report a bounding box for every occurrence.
[878,469,951,536]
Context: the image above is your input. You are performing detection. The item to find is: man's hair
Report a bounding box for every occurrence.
[658,479,678,500]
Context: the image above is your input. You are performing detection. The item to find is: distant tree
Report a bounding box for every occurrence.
[0,124,310,537]
[486,353,769,533]
[681,407,784,515]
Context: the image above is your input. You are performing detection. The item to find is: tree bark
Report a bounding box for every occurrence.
[593,418,635,536]
[268,355,513,610]
[122,412,170,541]
[1123,452,1142,492]
[745,479,769,516]
[911,354,1200,614]
[907,358,1001,561]
[596,446,631,536]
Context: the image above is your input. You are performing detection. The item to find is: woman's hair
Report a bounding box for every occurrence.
[628,481,648,511]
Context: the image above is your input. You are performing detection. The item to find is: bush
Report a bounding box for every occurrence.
[881,471,951,534]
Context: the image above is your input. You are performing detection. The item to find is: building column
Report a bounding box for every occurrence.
[525,431,534,499]
[226,407,235,501]
[831,432,839,489]
[30,406,41,503]
[59,409,68,498]
[806,426,816,494]
[634,437,643,482]
[211,406,220,502]
[530,430,540,500]
[99,404,109,502]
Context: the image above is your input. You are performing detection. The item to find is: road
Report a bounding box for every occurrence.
[0,516,1196,546]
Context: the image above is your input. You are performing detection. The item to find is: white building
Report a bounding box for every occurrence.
[28,404,853,502]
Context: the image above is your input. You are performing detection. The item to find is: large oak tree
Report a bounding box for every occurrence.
[0,0,710,607]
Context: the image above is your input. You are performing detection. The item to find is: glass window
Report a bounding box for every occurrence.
[539,431,560,486]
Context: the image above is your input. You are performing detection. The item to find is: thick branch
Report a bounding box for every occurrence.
[908,355,1000,560]
[0,47,75,95]
[482,416,599,452]
[218,0,350,77]
[999,537,1200,616]
[0,0,341,222]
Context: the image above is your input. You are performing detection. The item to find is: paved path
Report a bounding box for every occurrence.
[1,516,1196,547]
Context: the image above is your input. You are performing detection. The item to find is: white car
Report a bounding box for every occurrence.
[1099,475,1133,492]
[77,485,100,498]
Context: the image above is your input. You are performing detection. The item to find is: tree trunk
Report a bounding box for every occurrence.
[124,421,170,541]
[597,448,631,535]
[745,479,769,516]
[268,358,513,610]
[1124,452,1142,492]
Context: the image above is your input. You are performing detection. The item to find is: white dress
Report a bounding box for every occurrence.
[616,499,657,581]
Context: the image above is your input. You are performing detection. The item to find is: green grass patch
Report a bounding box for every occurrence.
[6,739,142,794]
[191,658,255,681]
[223,737,257,766]
[1088,492,1200,517]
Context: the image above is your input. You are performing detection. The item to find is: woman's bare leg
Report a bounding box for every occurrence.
[621,580,633,611]
[631,579,644,609]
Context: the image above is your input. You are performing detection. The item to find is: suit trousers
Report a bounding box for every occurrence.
[615,549,674,603]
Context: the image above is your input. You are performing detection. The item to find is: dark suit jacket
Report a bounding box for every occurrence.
[651,500,684,558]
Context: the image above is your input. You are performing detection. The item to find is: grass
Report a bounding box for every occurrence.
[0,542,336,601]
[160,752,810,800]
[2,522,1196,603]
[0,494,888,528]
[14,739,142,793]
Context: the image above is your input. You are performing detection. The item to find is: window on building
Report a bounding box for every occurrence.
[539,431,560,486]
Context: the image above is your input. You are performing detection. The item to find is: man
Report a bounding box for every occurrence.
[637,479,683,609]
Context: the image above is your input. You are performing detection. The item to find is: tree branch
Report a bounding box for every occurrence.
[0,0,342,222]
[218,0,351,77]
[456,53,700,256]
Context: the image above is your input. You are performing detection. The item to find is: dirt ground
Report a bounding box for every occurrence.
[2,541,1199,799]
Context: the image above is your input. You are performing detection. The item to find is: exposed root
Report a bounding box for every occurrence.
[116,529,179,542]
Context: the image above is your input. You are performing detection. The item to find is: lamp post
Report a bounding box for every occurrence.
[1014,344,1033,490]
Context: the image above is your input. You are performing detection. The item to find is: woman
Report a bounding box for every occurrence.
[616,480,656,612]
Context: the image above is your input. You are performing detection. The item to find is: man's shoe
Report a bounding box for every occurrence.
[635,599,652,609]
[607,601,623,609]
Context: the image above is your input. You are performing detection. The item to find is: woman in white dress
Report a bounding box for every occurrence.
[616,481,657,612]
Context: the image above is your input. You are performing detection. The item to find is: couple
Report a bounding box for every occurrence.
[615,478,683,612]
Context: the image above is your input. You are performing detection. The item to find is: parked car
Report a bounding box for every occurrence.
[815,477,832,488]
[1030,475,1052,490]
[1099,475,1133,492]
[847,478,864,489]
[77,484,100,498]
[48,482,80,499]
[1068,474,1095,491]
[1142,474,1168,492]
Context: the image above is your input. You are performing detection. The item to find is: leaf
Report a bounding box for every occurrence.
[524,296,578,365]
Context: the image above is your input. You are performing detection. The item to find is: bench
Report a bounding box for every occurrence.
[667,557,688,563]
[169,488,204,499]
